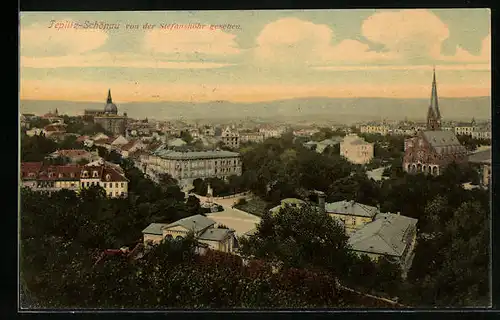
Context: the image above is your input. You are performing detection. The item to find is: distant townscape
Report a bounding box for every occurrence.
[20,70,491,309]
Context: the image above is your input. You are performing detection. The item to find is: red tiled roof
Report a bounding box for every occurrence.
[83,163,128,182]
[20,162,44,180]
[120,140,141,151]
[37,164,82,181]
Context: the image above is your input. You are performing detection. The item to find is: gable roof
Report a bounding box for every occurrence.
[165,215,216,233]
[198,228,233,241]
[142,223,169,235]
[348,213,418,257]
[20,162,44,180]
[421,130,463,148]
[325,200,379,218]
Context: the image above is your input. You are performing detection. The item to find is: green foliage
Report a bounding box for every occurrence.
[21,133,59,162]
[239,204,350,275]
[404,200,489,307]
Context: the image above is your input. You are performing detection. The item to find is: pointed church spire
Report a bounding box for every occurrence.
[427,67,442,131]
[431,67,441,119]
[107,89,113,104]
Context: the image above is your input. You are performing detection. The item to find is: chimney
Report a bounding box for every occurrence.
[317,191,326,214]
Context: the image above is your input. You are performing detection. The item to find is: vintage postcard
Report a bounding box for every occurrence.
[19,9,491,309]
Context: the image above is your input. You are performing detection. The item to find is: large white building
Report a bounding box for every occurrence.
[142,148,242,188]
[340,134,374,165]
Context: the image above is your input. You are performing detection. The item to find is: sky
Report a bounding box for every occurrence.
[19,9,491,103]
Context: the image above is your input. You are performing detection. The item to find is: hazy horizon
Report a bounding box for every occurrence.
[20,96,491,124]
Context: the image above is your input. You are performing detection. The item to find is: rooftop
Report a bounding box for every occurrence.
[325,200,379,218]
[348,213,418,257]
[165,214,216,233]
[422,130,463,148]
[142,223,169,235]
[153,149,240,160]
[198,228,233,241]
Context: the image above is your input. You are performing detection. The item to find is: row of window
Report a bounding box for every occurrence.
[82,181,125,188]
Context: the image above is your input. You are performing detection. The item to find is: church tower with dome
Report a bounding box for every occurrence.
[93,89,128,136]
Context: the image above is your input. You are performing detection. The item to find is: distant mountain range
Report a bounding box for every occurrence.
[20,97,491,124]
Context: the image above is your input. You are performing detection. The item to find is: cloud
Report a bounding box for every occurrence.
[314,63,490,72]
[20,52,235,69]
[144,28,241,56]
[254,17,403,68]
[438,32,490,63]
[20,21,109,56]
[361,9,449,59]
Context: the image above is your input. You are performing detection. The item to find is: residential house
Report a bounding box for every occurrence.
[468,147,491,187]
[221,127,240,149]
[43,123,67,137]
[142,214,236,253]
[119,139,147,158]
[340,134,374,165]
[325,200,380,235]
[111,135,129,147]
[20,162,44,188]
[348,213,418,275]
[80,159,129,198]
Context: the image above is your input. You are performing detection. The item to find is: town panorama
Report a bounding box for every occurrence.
[19,9,491,309]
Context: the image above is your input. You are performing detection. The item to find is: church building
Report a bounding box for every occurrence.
[93,89,128,136]
[402,69,468,176]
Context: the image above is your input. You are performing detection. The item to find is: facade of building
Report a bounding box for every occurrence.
[221,127,240,149]
[360,125,390,136]
[240,133,265,144]
[325,200,380,235]
[142,148,242,188]
[93,90,128,136]
[80,160,129,198]
[403,69,467,176]
[340,134,374,165]
[142,215,236,253]
[21,160,129,198]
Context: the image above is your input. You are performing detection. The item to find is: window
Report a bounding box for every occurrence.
[115,183,118,188]
[103,183,107,188]
[92,171,99,178]
[121,182,124,188]
[82,170,89,178]
[105,174,111,181]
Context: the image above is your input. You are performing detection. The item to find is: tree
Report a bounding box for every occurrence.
[179,130,193,144]
[186,195,202,215]
[239,204,351,275]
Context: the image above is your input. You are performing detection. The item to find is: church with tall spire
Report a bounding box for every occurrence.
[426,68,441,131]
[402,68,467,176]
